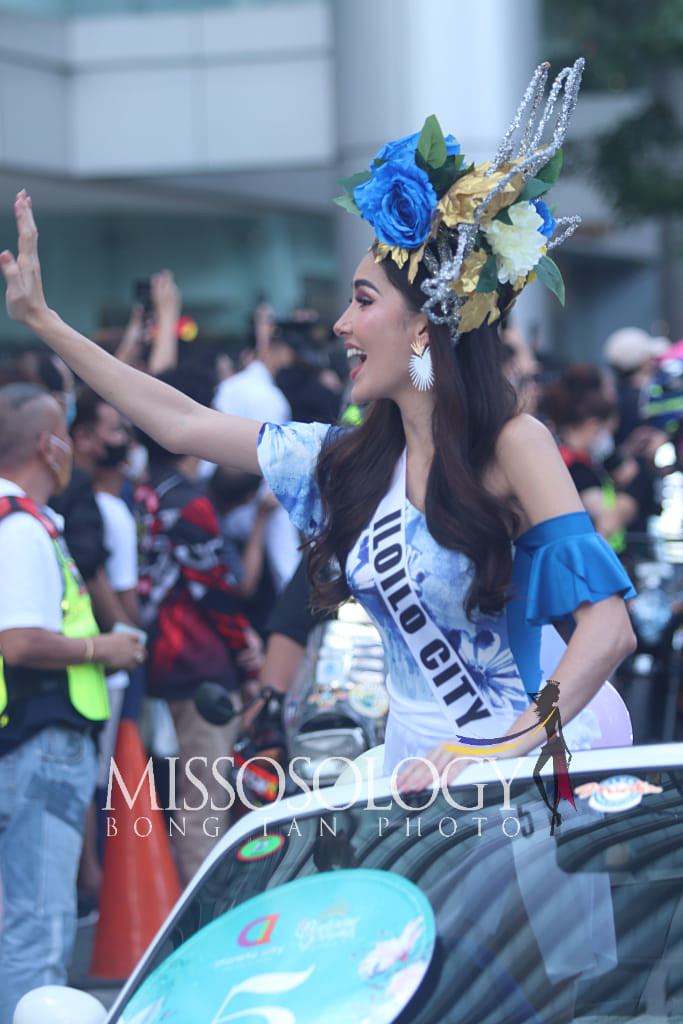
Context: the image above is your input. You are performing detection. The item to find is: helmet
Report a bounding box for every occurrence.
[641,358,683,434]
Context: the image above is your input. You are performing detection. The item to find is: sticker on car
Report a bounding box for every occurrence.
[119,870,435,1024]
[575,775,663,813]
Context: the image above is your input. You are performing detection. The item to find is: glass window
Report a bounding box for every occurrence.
[111,759,683,1022]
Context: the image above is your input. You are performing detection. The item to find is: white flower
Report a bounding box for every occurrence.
[481,202,546,285]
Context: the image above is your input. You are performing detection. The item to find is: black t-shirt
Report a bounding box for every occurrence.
[566,460,603,494]
[266,556,331,647]
[50,466,108,583]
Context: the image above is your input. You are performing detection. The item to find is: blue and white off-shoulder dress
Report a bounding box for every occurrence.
[257,421,635,768]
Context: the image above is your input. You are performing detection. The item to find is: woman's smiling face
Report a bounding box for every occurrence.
[334,253,429,406]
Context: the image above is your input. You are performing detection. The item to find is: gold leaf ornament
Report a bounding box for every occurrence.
[457,291,501,335]
[436,164,504,226]
[407,242,428,284]
[374,243,409,269]
[434,161,526,232]
[480,168,526,223]
[374,240,427,284]
[450,250,488,297]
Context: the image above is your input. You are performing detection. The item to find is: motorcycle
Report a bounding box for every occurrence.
[618,454,683,741]
[193,600,388,812]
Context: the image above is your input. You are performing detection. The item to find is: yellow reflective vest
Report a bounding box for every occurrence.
[0,494,109,728]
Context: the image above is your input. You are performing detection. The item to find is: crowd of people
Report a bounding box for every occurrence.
[0,57,675,1022]
[0,268,672,1015]
[0,272,348,1019]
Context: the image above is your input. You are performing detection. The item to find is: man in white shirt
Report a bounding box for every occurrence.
[212,303,293,423]
[211,306,300,593]
[213,352,292,424]
[0,383,144,1021]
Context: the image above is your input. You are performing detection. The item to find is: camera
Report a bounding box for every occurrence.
[134,278,153,320]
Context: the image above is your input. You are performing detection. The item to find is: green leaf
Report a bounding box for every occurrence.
[537,149,563,184]
[416,151,459,197]
[414,150,430,174]
[474,231,491,253]
[429,164,456,196]
[548,202,559,215]
[535,255,565,306]
[495,208,513,225]
[441,153,457,179]
[417,114,447,169]
[336,170,371,196]
[476,255,499,293]
[458,160,475,178]
[333,194,361,215]
[518,177,551,202]
[439,154,466,190]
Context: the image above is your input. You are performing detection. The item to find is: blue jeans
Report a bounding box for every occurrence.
[0,726,96,1024]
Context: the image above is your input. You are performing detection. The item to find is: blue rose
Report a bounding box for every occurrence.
[375,131,460,165]
[532,199,556,238]
[354,161,437,248]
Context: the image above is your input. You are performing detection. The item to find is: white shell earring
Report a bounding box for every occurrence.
[409,338,434,392]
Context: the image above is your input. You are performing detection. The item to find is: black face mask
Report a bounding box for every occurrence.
[98,442,130,469]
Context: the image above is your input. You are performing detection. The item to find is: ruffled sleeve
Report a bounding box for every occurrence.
[513,511,636,626]
[257,421,342,539]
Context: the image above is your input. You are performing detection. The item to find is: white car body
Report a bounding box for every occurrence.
[14,742,683,1024]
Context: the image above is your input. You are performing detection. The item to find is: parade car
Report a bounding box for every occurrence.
[16,742,683,1024]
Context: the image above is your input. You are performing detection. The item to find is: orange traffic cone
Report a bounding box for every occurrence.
[90,719,182,979]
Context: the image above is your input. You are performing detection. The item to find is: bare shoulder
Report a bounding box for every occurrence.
[488,414,558,491]
[495,413,557,457]
[493,413,584,531]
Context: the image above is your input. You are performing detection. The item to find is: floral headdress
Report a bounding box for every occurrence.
[335,59,585,342]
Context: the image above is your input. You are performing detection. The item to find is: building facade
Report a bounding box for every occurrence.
[0,0,670,359]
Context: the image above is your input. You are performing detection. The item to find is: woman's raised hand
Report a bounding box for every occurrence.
[151,269,181,322]
[0,189,263,475]
[0,190,49,330]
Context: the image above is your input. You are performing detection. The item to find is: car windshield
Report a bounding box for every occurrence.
[114,756,683,1024]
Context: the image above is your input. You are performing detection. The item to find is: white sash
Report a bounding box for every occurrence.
[369,451,496,735]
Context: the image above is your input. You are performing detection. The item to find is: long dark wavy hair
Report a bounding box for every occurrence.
[307,244,520,618]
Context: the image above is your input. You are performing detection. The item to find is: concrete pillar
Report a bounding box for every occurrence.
[331,0,545,339]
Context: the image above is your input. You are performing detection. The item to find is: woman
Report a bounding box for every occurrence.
[531,681,574,835]
[0,60,635,792]
[543,364,638,549]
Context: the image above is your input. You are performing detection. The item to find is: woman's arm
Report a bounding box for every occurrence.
[495,592,634,759]
[0,192,261,473]
[398,414,636,791]
[398,591,634,791]
[489,414,635,726]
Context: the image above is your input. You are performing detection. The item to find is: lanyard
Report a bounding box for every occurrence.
[369,451,495,735]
